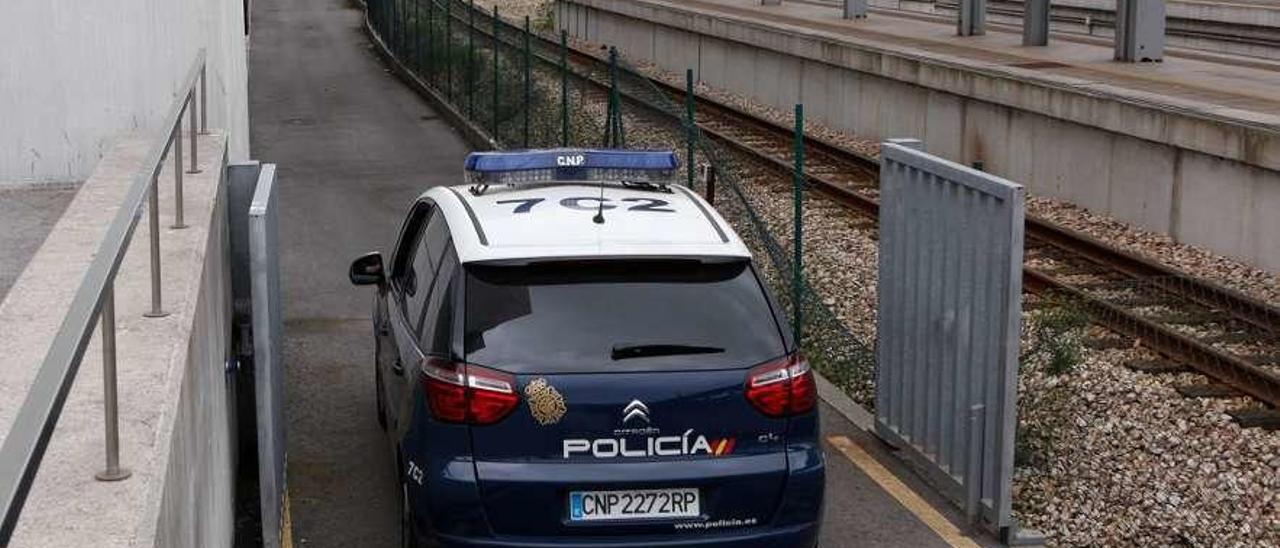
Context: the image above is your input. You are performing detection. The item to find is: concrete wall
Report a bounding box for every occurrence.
[0,133,237,547]
[558,0,1280,273]
[153,163,236,547]
[0,0,250,186]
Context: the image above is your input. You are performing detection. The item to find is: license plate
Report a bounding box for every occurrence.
[569,488,700,522]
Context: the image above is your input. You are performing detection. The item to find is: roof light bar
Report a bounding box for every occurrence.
[464,149,679,190]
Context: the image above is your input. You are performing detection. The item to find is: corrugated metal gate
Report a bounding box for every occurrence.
[874,140,1025,537]
[229,162,285,547]
[249,164,285,548]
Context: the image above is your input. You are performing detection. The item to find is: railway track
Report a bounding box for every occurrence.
[455,1,1280,425]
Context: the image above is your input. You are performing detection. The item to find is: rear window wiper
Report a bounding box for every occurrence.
[610,344,725,361]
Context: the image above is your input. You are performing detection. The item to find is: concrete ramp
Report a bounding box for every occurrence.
[0,133,236,547]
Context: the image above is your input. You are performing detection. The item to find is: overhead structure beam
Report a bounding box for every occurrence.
[958,0,986,36]
[1023,0,1050,46]
[1115,0,1166,62]
[844,0,868,19]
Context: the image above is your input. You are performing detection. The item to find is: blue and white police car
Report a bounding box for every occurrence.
[349,149,824,547]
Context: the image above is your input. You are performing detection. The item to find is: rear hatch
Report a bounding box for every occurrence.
[463,259,795,537]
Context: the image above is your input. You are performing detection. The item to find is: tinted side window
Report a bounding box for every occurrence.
[407,214,451,335]
[418,246,458,355]
[391,203,431,286]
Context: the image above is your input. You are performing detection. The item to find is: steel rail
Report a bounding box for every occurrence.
[440,3,1280,408]
[0,49,208,543]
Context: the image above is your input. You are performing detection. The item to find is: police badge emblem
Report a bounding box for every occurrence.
[525,378,567,426]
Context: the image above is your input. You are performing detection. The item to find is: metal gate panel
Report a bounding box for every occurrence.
[874,142,1024,535]
[249,164,285,548]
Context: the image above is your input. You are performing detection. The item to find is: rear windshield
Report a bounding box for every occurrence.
[464,260,785,373]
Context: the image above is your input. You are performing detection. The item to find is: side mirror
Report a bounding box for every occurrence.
[349,252,386,287]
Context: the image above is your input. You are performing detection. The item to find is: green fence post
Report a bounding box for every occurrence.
[411,0,417,70]
[422,0,427,70]
[603,47,615,147]
[792,103,805,347]
[604,47,624,148]
[685,68,695,190]
[523,15,531,149]
[468,0,475,118]
[426,0,434,80]
[560,30,569,147]
[446,0,453,99]
[492,6,500,143]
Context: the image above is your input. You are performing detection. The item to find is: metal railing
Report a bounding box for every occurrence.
[0,49,210,543]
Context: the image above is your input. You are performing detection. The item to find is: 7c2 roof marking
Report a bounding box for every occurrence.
[495,197,676,214]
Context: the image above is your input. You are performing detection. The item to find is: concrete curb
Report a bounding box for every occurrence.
[0,180,84,192]
[815,371,875,431]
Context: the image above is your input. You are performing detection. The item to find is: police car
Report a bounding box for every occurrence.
[349,149,824,547]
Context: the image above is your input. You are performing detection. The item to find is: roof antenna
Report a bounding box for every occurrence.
[592,179,606,224]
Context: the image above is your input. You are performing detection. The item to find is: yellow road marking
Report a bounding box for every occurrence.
[281,489,295,548]
[826,435,981,548]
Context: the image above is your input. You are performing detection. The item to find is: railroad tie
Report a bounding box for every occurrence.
[1124,359,1189,374]
[1226,408,1280,430]
[1173,383,1241,399]
[1085,336,1135,350]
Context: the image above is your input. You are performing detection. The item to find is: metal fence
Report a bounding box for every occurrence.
[874,140,1025,538]
[0,51,209,543]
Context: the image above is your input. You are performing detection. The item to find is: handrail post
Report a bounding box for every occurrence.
[95,287,131,482]
[187,91,200,175]
[171,121,187,230]
[145,174,169,318]
[199,65,208,135]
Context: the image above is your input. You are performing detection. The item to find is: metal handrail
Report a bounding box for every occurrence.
[0,49,209,543]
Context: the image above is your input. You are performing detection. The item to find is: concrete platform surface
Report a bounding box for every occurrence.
[0,186,77,303]
[564,0,1280,273]
[662,0,1280,125]
[250,0,998,546]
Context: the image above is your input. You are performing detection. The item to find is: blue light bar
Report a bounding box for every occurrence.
[464,148,679,187]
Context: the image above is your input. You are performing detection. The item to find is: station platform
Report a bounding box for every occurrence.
[560,0,1280,274]
[587,0,1280,159]
[249,0,1006,546]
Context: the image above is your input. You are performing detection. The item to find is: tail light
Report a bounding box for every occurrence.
[421,357,519,425]
[745,354,816,417]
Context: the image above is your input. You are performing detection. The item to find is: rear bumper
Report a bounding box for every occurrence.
[436,521,819,548]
